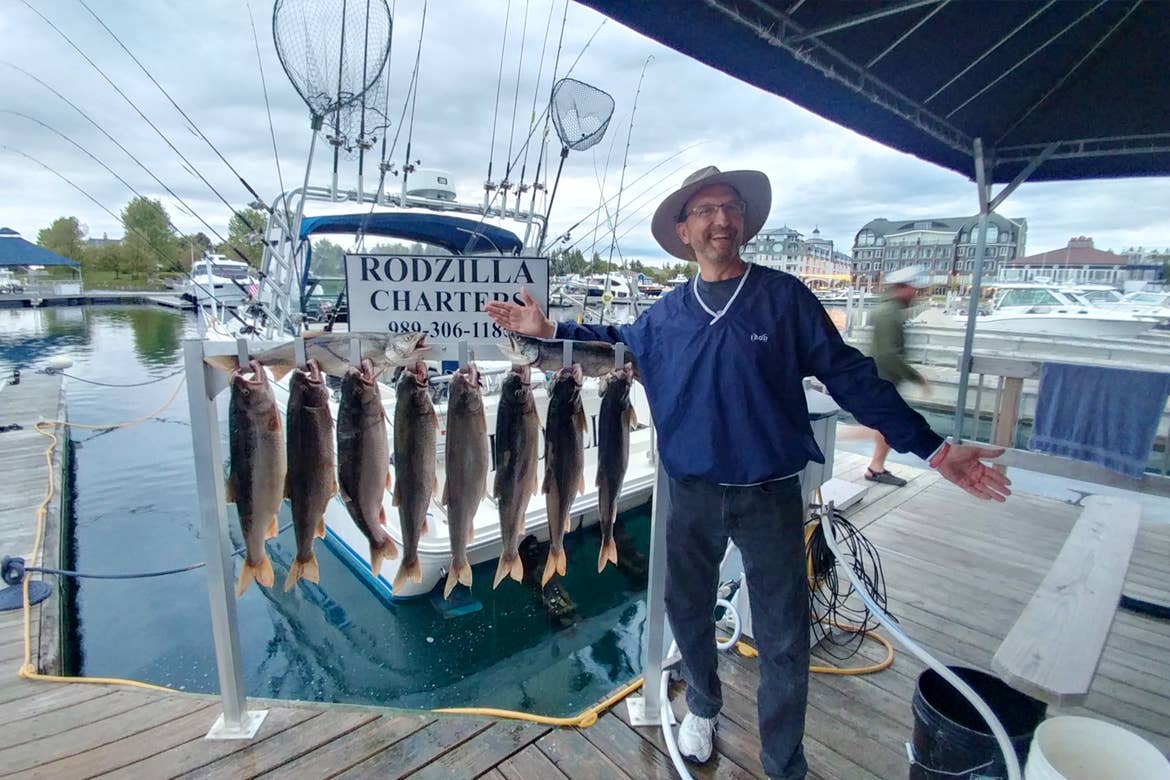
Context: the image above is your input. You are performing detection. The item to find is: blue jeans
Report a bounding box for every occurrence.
[665,475,809,780]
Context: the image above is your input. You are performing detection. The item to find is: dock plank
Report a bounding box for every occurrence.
[257,712,434,777]
[497,743,569,780]
[407,720,548,780]
[536,728,633,780]
[336,716,492,778]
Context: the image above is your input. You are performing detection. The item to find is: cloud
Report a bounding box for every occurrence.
[1,0,1166,263]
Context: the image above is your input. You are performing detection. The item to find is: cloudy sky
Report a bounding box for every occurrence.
[2,0,1167,264]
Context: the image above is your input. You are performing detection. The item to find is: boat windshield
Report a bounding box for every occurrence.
[198,263,252,280]
[994,287,1074,309]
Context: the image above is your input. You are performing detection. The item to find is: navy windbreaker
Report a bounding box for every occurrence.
[555,266,943,484]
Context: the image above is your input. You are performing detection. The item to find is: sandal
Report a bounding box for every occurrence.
[865,469,907,487]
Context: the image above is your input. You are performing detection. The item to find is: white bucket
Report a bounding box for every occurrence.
[1024,716,1170,779]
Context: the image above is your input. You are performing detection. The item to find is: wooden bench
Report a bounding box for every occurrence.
[991,494,1142,706]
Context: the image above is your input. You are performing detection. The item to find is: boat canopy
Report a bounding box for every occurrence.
[0,227,81,267]
[298,213,524,256]
[576,1,1170,183]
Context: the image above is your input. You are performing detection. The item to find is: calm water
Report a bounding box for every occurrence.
[0,305,648,715]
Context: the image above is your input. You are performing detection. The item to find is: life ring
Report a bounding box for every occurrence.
[600,290,615,306]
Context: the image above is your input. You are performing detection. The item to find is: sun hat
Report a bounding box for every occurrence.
[884,266,929,288]
[650,166,771,260]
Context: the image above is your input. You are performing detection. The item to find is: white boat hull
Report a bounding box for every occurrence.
[959,313,1154,338]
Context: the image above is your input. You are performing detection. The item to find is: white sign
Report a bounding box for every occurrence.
[344,253,549,354]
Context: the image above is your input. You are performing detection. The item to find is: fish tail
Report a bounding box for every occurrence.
[283,553,320,591]
[392,555,422,591]
[236,554,275,596]
[541,547,565,587]
[493,552,522,588]
[443,560,473,599]
[598,538,618,573]
[556,547,567,576]
[204,355,240,374]
[369,535,399,577]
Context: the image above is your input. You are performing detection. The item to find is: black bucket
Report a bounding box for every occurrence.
[909,666,1046,779]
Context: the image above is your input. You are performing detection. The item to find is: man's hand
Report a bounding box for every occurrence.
[936,443,1012,502]
[485,286,556,338]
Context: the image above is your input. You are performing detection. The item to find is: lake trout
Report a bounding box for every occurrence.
[337,358,398,577]
[542,364,586,586]
[206,331,429,380]
[441,363,489,599]
[493,364,540,588]
[283,359,336,591]
[596,364,638,572]
[392,361,438,592]
[499,333,633,378]
[227,360,286,595]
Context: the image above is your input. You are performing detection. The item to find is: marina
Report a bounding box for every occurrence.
[3,361,1169,776]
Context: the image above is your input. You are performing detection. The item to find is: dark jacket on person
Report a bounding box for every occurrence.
[555,265,943,484]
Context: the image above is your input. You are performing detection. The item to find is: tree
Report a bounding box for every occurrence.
[121,197,179,278]
[311,239,345,277]
[220,207,268,268]
[549,248,588,277]
[87,243,126,279]
[36,217,86,262]
[177,232,213,272]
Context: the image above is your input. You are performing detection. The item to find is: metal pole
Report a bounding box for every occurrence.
[183,339,267,739]
[952,139,991,443]
[632,463,672,724]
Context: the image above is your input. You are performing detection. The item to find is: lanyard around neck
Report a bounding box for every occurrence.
[692,264,752,324]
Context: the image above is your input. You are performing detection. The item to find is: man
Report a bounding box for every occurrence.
[485,167,1010,780]
[864,266,931,487]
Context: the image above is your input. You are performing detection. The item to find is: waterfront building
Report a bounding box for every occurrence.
[851,215,1027,292]
[742,226,853,290]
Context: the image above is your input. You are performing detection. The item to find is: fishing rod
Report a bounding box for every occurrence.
[77,0,275,225]
[2,145,257,333]
[598,55,653,326]
[23,1,269,255]
[0,68,258,270]
[515,0,559,215]
[247,2,289,230]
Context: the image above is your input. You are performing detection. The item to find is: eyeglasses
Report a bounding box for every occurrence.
[682,200,747,221]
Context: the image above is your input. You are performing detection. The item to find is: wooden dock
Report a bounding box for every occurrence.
[0,291,194,310]
[2,381,1169,777]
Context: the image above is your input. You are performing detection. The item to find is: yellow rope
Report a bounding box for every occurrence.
[436,676,644,728]
[736,626,896,675]
[18,379,187,693]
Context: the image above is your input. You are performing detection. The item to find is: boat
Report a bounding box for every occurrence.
[815,288,879,307]
[955,282,1158,338]
[563,273,634,302]
[214,168,660,600]
[183,254,258,308]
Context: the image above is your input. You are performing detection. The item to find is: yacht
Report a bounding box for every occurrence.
[184,254,257,308]
[957,283,1158,338]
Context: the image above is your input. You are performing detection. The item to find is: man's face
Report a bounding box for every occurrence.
[674,183,745,266]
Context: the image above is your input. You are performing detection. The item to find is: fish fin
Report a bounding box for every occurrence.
[510,555,523,583]
[267,409,281,432]
[578,467,586,495]
[225,476,236,504]
[422,516,429,535]
[268,363,294,382]
[626,404,639,430]
[440,480,448,507]
[315,515,326,539]
[542,464,552,495]
[443,561,473,599]
[574,406,587,434]
[467,524,476,544]
[557,548,567,576]
[240,555,275,591]
[392,556,422,591]
[266,515,279,539]
[386,471,393,490]
[204,355,240,374]
[283,553,320,591]
[379,505,388,525]
[598,539,618,573]
[493,555,513,588]
[235,563,255,596]
[540,552,557,587]
[338,481,350,503]
[370,536,399,577]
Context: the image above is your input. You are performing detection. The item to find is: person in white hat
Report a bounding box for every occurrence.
[486,166,1010,780]
[864,266,932,487]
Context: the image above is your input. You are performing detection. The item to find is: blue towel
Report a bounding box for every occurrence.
[1029,363,1170,478]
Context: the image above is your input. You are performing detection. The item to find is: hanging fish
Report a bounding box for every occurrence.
[441,363,489,599]
[283,359,336,590]
[542,364,586,586]
[392,361,438,591]
[227,360,286,595]
[206,331,429,380]
[596,363,638,572]
[337,358,398,577]
[499,332,634,378]
[493,364,541,588]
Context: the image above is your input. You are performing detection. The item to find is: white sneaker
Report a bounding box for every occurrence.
[677,712,716,764]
